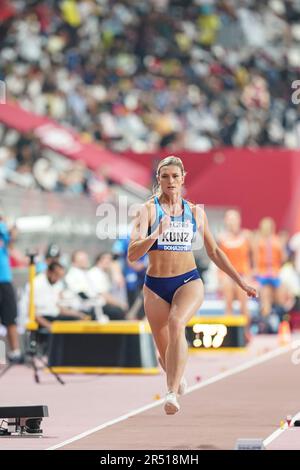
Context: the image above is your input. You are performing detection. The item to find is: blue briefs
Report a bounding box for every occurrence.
[256,276,281,288]
[144,268,200,304]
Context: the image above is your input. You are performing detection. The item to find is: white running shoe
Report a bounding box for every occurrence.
[164,391,180,415]
[178,376,187,396]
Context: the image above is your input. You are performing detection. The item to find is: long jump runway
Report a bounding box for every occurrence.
[54,344,300,450]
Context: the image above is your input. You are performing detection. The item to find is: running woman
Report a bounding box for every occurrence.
[128,156,257,415]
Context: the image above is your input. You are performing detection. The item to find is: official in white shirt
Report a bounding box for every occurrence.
[34,261,90,330]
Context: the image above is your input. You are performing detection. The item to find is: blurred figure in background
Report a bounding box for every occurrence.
[289,231,300,275]
[218,210,252,323]
[113,234,148,317]
[0,209,22,362]
[253,217,283,317]
[8,225,28,268]
[36,243,61,274]
[1,0,300,154]
[278,230,290,263]
[65,250,95,298]
[33,262,90,331]
[279,250,300,313]
[66,249,126,320]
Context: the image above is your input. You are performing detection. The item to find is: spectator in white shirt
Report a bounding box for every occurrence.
[65,250,96,299]
[88,252,127,320]
[34,261,90,331]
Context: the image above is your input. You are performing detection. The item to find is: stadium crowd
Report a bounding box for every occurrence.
[1,0,300,157]
[0,126,116,203]
[1,0,300,360]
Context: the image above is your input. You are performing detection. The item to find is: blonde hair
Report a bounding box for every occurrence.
[150,156,186,200]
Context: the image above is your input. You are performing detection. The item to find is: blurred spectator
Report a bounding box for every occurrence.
[66,249,126,320]
[33,157,59,191]
[218,209,252,322]
[279,250,300,312]
[113,234,148,311]
[65,250,96,298]
[0,0,299,154]
[56,160,89,194]
[36,243,61,274]
[278,229,290,263]
[253,217,284,316]
[32,261,90,331]
[289,231,300,275]
[8,225,28,268]
[0,209,22,362]
[45,244,61,264]
[87,165,116,204]
[88,252,127,320]
[0,126,114,204]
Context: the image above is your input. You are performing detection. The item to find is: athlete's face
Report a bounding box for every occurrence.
[157,165,184,196]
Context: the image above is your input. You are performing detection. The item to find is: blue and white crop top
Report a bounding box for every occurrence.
[147,196,197,252]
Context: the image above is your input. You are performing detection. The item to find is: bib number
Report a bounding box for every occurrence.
[157,220,193,251]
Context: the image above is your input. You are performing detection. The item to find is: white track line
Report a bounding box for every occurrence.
[47,340,298,450]
[263,411,300,448]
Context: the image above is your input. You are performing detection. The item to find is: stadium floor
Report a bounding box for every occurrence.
[1,335,299,450]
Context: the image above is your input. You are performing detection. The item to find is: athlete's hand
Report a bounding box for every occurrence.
[241,282,258,298]
[158,215,171,235]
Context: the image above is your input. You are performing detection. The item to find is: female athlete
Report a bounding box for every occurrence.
[128,156,257,415]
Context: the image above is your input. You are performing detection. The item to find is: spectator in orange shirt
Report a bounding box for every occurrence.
[218,210,252,323]
[253,217,283,316]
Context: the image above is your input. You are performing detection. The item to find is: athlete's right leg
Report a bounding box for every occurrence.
[143,284,171,370]
[165,279,204,400]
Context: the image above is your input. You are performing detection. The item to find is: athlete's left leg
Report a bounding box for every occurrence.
[165,279,204,395]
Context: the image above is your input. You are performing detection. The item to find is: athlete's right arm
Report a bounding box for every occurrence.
[127,204,170,262]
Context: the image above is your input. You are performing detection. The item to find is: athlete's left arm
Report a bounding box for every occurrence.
[194,206,257,298]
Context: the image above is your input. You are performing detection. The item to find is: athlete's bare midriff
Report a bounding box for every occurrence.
[146,251,197,277]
